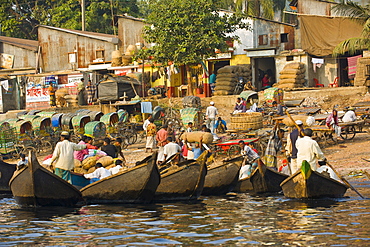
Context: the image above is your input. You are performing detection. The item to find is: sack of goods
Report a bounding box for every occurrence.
[275,62,306,89]
[214,65,252,96]
[180,131,213,144]
[229,112,263,130]
[282,115,315,127]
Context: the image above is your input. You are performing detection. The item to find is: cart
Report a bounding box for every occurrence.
[212,138,259,158]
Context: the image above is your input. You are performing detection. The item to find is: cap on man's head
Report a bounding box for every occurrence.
[348,107,355,111]
[295,120,303,125]
[61,131,69,136]
[210,101,215,105]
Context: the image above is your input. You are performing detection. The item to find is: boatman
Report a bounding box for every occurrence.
[296,128,326,171]
[285,120,304,174]
[50,131,87,183]
[238,140,260,179]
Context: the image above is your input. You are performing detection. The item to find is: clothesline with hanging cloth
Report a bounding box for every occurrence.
[347,55,362,76]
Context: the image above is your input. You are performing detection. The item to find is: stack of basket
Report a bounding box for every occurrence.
[229,112,263,130]
[275,62,306,89]
[214,65,252,96]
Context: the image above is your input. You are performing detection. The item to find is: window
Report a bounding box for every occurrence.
[96,49,105,59]
[286,56,294,61]
[258,34,268,46]
[281,33,288,43]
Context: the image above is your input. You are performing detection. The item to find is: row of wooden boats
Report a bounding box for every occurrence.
[0,150,350,207]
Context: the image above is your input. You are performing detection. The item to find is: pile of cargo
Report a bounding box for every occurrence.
[214,65,252,95]
[275,62,306,89]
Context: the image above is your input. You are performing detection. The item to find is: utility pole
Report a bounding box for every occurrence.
[81,0,86,31]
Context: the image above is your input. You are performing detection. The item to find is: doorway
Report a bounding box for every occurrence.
[253,57,276,91]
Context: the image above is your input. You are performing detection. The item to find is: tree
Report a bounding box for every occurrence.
[141,0,250,65]
[332,1,370,56]
[0,0,141,40]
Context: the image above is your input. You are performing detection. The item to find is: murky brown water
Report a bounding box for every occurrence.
[0,182,369,246]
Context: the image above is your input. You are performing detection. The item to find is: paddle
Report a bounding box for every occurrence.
[326,161,365,199]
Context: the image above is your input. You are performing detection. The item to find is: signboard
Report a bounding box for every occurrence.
[67,74,83,86]
[26,86,50,103]
[246,49,276,57]
[0,53,14,69]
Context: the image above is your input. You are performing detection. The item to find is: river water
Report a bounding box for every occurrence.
[0,181,369,246]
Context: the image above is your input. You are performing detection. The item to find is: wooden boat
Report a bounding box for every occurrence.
[202,155,243,195]
[9,151,82,207]
[80,152,160,204]
[250,159,289,193]
[0,160,16,193]
[154,151,208,202]
[280,161,349,199]
[233,177,253,193]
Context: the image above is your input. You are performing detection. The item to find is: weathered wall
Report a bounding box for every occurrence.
[307,57,338,87]
[38,27,116,72]
[117,16,145,55]
[230,54,250,66]
[1,43,36,69]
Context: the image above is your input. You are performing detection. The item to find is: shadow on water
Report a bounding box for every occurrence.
[10,206,82,221]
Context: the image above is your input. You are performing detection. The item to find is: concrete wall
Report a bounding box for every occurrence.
[282,86,368,100]
[0,43,36,69]
[38,27,116,72]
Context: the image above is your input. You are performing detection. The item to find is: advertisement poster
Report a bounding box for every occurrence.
[26,85,50,103]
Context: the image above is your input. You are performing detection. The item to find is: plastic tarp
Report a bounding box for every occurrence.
[98,76,141,101]
[264,87,284,107]
[180,108,200,126]
[300,15,363,57]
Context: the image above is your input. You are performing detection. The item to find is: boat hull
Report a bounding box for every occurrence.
[9,152,82,207]
[281,170,349,199]
[202,156,242,195]
[154,158,207,202]
[80,153,160,204]
[250,160,289,193]
[233,177,253,193]
[0,160,16,193]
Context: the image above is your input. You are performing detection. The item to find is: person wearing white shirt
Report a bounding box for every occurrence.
[84,163,111,183]
[206,101,218,133]
[109,160,124,175]
[17,153,28,169]
[164,137,181,160]
[316,161,341,182]
[296,128,325,171]
[342,108,356,123]
[143,114,153,131]
[51,131,87,183]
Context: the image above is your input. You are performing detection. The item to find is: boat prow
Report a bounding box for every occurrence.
[9,151,82,207]
[154,151,208,202]
[0,160,16,193]
[202,155,243,195]
[80,152,160,204]
[281,161,349,199]
[250,159,289,193]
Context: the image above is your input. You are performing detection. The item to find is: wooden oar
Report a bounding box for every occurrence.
[326,161,365,199]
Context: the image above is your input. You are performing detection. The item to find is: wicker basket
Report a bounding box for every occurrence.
[229,122,263,130]
[231,112,263,123]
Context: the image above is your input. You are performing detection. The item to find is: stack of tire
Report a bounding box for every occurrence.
[275,62,306,89]
[214,65,252,96]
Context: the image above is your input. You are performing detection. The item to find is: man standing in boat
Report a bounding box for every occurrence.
[156,124,169,164]
[50,131,87,183]
[285,120,304,174]
[296,128,326,171]
[238,140,260,179]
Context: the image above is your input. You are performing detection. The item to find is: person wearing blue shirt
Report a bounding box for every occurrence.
[214,117,227,133]
[192,142,204,159]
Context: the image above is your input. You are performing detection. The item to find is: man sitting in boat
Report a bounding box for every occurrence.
[74,135,97,162]
[17,153,28,170]
[164,136,181,162]
[238,140,259,179]
[316,160,341,182]
[51,131,87,183]
[101,137,117,158]
[296,128,326,171]
[109,159,123,175]
[84,162,111,183]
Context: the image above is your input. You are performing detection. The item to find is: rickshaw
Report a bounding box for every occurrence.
[86,111,104,121]
[72,115,91,135]
[84,121,107,147]
[180,107,203,129]
[31,117,54,154]
[36,111,57,118]
[100,112,119,137]
[61,113,77,131]
[6,119,37,156]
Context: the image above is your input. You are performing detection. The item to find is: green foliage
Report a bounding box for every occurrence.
[332,0,370,56]
[141,0,250,65]
[0,0,141,40]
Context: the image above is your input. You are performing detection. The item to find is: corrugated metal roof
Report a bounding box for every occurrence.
[38,25,119,43]
[0,36,38,51]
